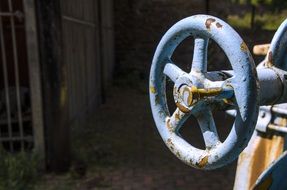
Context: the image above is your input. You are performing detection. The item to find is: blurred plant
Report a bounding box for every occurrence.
[228,10,287,30]
[0,148,40,190]
[233,0,287,12]
[232,0,287,28]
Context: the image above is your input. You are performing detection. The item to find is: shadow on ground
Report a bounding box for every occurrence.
[37,74,237,190]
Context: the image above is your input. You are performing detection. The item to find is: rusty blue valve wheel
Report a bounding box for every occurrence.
[265,18,287,70]
[149,15,259,169]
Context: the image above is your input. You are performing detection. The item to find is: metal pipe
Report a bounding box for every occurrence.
[0,11,23,18]
[0,136,33,142]
[272,106,287,116]
[207,67,284,106]
[8,0,24,150]
[0,2,13,151]
[257,67,283,105]
[268,124,287,134]
[0,12,14,16]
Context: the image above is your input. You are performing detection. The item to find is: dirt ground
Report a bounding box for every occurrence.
[37,76,238,189]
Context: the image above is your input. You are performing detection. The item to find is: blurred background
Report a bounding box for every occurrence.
[0,0,286,189]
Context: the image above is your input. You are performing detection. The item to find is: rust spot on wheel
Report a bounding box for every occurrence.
[196,156,208,168]
[205,18,216,30]
[240,42,248,52]
[150,86,156,94]
[166,118,173,131]
[167,138,175,151]
[176,151,181,158]
[216,22,222,28]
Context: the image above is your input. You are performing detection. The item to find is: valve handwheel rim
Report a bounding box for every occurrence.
[265,18,287,70]
[149,15,259,169]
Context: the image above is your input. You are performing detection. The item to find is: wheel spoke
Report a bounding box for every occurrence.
[163,63,186,82]
[196,108,220,148]
[191,37,209,73]
[167,108,191,133]
[222,77,239,108]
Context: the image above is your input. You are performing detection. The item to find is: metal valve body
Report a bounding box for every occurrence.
[150,13,287,189]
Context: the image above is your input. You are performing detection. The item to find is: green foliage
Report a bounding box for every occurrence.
[228,10,287,30]
[228,14,252,29]
[232,0,287,11]
[0,149,40,190]
[232,0,274,6]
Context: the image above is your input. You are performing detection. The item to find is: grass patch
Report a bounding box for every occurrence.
[0,149,40,190]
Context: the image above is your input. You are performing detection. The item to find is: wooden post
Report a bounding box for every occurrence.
[23,0,45,168]
[99,0,115,103]
[36,0,70,172]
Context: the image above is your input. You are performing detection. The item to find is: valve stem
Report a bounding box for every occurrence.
[175,84,234,113]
